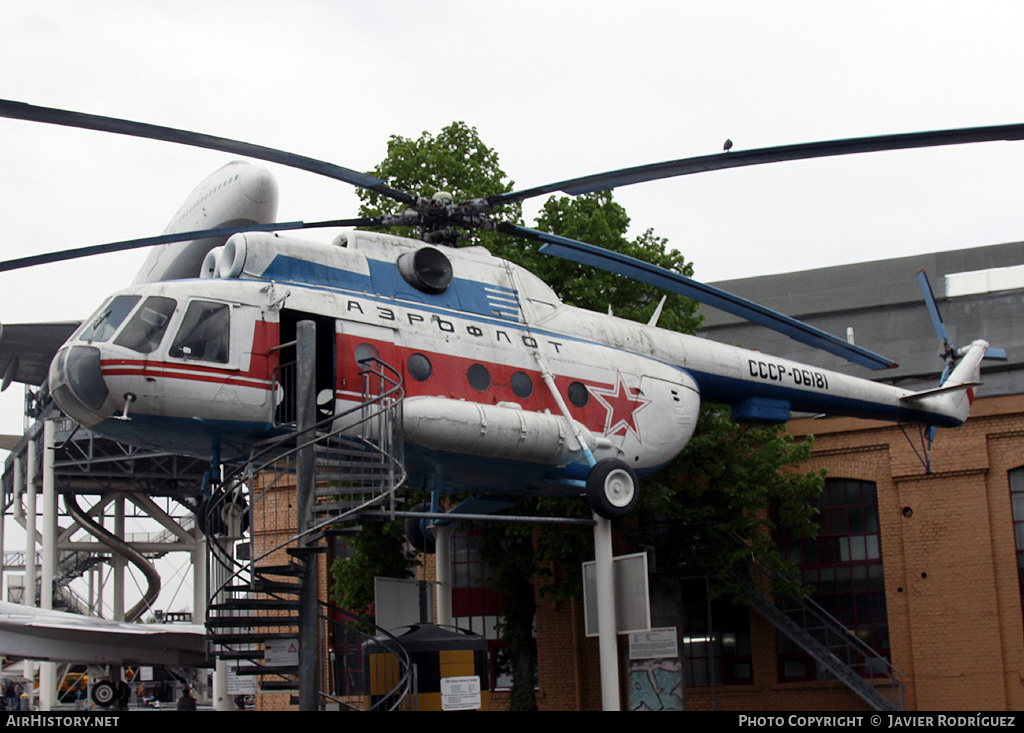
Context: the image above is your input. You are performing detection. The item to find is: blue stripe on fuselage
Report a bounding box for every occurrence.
[260,255,522,321]
[690,369,961,427]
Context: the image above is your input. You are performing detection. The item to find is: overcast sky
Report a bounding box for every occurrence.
[4,0,1024,443]
[3,2,1024,607]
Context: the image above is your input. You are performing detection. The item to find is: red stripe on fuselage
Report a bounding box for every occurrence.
[336,334,624,437]
[98,319,637,439]
[100,320,280,388]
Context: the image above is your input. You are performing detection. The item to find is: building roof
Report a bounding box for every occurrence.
[698,241,1024,397]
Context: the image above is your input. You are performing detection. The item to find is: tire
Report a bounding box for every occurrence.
[91,679,116,707]
[585,459,640,519]
[197,495,249,537]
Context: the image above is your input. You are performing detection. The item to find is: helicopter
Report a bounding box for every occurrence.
[0,100,1017,520]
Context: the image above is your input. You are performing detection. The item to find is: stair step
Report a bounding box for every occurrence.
[231,665,299,677]
[260,680,300,692]
[251,579,302,594]
[216,649,264,662]
[207,616,299,629]
[315,479,389,489]
[210,631,300,645]
[255,563,305,577]
[209,598,300,612]
[313,501,375,515]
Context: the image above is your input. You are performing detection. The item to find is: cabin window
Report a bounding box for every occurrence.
[407,353,432,382]
[467,364,491,391]
[567,381,590,408]
[354,343,379,365]
[79,295,141,343]
[510,371,533,398]
[114,296,177,354]
[169,300,230,363]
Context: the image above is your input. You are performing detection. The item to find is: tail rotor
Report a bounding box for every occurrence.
[914,268,1006,453]
[916,269,1006,385]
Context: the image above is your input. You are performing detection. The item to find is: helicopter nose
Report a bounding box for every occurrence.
[49,345,111,427]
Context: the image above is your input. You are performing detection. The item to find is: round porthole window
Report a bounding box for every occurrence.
[408,353,432,382]
[510,371,533,398]
[354,343,379,365]
[567,381,589,408]
[468,363,491,391]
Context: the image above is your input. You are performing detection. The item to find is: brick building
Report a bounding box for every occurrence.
[688,241,1024,710]
[664,241,1024,710]
[431,241,1024,711]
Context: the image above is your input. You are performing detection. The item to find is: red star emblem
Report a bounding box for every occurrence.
[589,372,651,440]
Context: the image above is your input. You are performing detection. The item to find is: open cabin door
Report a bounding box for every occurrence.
[335,320,400,406]
[275,309,337,426]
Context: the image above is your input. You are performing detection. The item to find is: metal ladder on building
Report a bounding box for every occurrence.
[204,356,413,710]
[746,589,904,711]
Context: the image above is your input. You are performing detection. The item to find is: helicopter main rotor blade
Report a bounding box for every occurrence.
[492,124,1024,206]
[501,222,898,370]
[0,218,380,274]
[0,99,417,206]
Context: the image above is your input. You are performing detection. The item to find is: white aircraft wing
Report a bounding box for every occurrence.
[0,321,80,388]
[0,602,208,667]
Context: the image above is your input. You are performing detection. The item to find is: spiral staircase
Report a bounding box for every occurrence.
[202,353,414,710]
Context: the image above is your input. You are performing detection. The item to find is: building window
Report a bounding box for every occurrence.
[1008,467,1024,626]
[776,478,889,681]
[637,518,752,686]
[680,578,753,686]
[327,535,367,698]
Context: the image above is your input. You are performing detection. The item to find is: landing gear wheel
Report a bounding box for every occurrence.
[586,459,639,520]
[405,502,436,554]
[91,679,116,707]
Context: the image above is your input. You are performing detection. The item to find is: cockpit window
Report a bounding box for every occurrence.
[169,300,230,363]
[114,296,177,354]
[80,295,141,343]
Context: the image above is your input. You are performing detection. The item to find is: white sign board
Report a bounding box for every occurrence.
[264,638,299,667]
[375,577,433,631]
[582,552,651,637]
[441,675,482,711]
[628,627,679,660]
[226,667,258,695]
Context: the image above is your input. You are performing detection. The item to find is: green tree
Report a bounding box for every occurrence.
[640,408,825,603]
[478,522,539,711]
[356,121,521,249]
[522,191,701,335]
[330,518,416,617]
